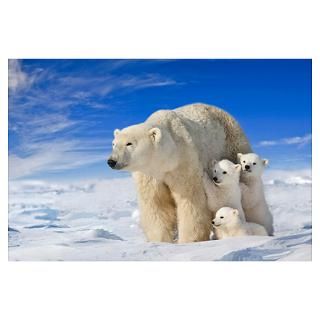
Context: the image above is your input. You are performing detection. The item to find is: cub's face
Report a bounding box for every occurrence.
[212,207,239,227]
[211,159,241,185]
[237,153,268,177]
[107,125,161,171]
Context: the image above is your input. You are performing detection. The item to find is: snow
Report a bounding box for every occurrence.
[8,169,312,261]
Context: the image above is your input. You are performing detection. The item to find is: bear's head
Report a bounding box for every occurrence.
[237,153,268,177]
[211,159,241,186]
[107,124,178,176]
[212,207,240,228]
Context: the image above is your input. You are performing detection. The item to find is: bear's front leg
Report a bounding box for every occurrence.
[172,191,212,243]
[133,172,177,243]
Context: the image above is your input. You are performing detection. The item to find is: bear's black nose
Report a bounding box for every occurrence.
[212,220,215,225]
[213,176,218,182]
[245,165,250,170]
[107,159,117,168]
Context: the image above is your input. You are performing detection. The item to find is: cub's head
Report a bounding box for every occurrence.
[211,159,241,186]
[107,124,177,174]
[212,207,240,228]
[237,153,268,177]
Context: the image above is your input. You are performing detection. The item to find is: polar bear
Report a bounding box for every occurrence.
[212,207,268,239]
[202,159,245,220]
[107,103,252,243]
[237,152,274,235]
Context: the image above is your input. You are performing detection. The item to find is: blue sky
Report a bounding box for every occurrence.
[8,59,311,180]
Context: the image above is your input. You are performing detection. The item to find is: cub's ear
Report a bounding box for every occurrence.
[234,164,242,172]
[233,209,239,216]
[114,129,120,137]
[211,159,218,167]
[262,159,269,166]
[149,127,162,143]
[237,153,243,161]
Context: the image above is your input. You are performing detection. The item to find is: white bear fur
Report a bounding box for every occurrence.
[202,159,245,219]
[109,103,252,243]
[202,159,246,240]
[237,152,274,235]
[212,207,268,239]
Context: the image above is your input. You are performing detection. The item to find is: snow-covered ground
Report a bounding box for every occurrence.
[8,169,312,261]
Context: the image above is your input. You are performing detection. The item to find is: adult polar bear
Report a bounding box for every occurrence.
[108,103,252,243]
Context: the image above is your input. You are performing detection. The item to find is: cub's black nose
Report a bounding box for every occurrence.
[212,220,215,225]
[245,165,250,170]
[213,176,218,182]
[107,159,117,168]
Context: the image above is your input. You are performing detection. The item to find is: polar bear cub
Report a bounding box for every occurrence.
[202,159,245,221]
[237,153,274,235]
[212,207,268,239]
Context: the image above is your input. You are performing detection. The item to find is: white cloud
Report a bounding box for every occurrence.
[257,134,312,147]
[9,139,111,179]
[56,73,177,99]
[8,60,32,92]
[31,114,78,135]
[118,74,177,90]
[282,134,312,145]
[11,113,79,137]
[9,61,179,111]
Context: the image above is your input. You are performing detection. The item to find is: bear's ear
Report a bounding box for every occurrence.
[237,153,242,161]
[149,127,162,143]
[233,209,239,216]
[262,159,269,166]
[211,159,217,167]
[234,164,241,172]
[114,129,120,137]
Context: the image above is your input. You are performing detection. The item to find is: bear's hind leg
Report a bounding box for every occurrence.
[133,172,177,243]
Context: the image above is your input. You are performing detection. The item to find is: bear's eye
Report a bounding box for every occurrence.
[220,216,224,219]
[214,170,216,173]
[223,171,227,174]
[243,160,246,163]
[253,162,256,165]
[126,142,133,146]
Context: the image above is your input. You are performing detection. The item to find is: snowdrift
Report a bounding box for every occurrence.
[8,169,311,261]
